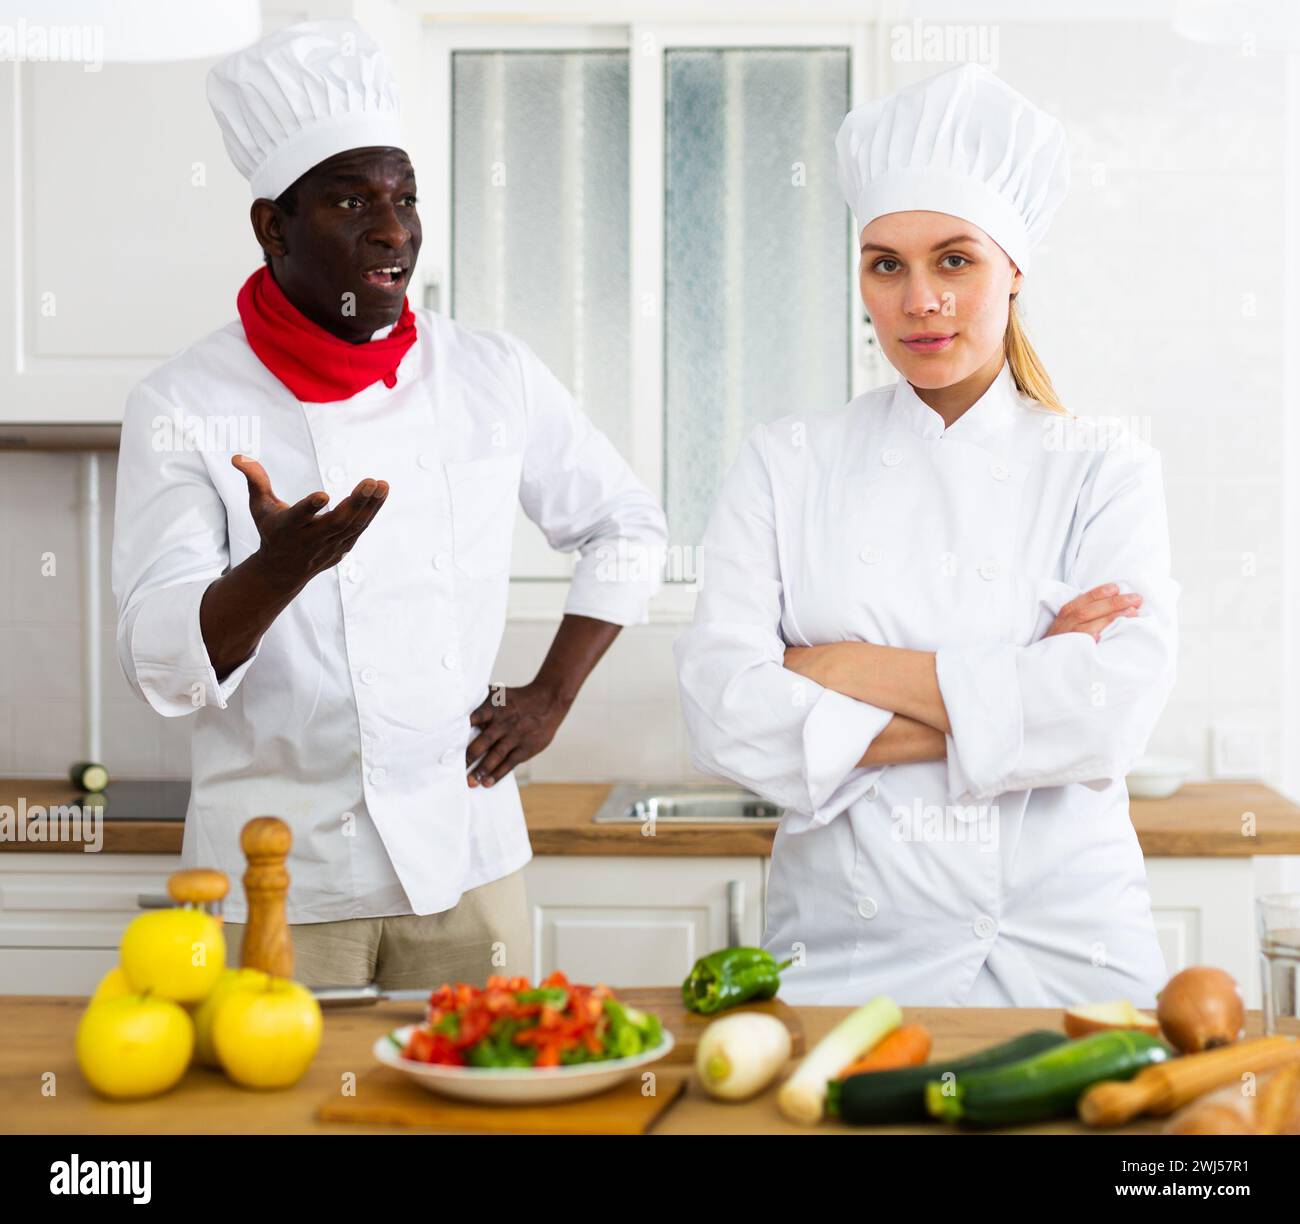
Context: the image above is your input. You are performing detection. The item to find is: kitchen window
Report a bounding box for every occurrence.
[421,23,871,613]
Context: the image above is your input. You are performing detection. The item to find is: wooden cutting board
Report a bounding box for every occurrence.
[618,986,805,1065]
[317,1065,686,1133]
[316,987,803,1133]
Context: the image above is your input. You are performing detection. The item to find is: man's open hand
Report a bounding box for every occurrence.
[233,453,388,589]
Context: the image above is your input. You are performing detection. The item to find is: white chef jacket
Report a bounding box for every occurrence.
[673,360,1179,1007]
[113,307,666,924]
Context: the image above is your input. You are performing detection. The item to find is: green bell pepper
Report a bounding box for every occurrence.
[681,947,792,1015]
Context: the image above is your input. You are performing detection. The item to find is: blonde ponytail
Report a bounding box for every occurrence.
[1005,297,1069,415]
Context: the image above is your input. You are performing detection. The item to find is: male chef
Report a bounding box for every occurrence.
[111,20,667,988]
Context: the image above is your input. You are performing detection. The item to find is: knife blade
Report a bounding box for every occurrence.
[310,983,433,1008]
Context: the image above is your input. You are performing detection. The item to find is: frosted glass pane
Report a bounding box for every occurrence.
[665,48,851,554]
[453,51,630,462]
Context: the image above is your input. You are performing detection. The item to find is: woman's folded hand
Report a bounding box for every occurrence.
[1044,582,1143,642]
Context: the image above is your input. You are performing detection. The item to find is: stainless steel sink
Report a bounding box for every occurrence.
[591,783,781,824]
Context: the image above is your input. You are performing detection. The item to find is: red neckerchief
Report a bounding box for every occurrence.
[236,265,417,403]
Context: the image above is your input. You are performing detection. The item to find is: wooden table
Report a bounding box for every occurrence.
[2,995,1269,1134]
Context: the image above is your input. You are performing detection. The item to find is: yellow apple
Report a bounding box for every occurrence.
[213,977,323,1090]
[191,967,270,1067]
[89,965,132,1006]
[76,994,194,1099]
[120,908,225,1003]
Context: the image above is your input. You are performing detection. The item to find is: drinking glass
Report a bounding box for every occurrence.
[1257,893,1300,1037]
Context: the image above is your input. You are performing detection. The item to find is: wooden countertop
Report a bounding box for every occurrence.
[2,778,1299,858]
[3,993,1259,1134]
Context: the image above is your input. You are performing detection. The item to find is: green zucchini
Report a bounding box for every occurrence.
[829,1029,1069,1124]
[925,1029,1173,1126]
[69,761,109,793]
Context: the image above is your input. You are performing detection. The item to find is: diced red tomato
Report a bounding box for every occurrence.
[398,973,632,1068]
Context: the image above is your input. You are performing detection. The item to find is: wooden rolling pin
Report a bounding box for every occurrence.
[1079,1035,1300,1127]
[238,816,294,980]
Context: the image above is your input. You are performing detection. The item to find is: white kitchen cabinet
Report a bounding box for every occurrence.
[1145,857,1262,1007]
[522,856,767,988]
[0,851,767,995]
[0,854,180,994]
[0,3,430,427]
[0,850,1266,1003]
[0,57,253,425]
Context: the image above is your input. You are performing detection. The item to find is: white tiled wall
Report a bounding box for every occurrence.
[0,19,1291,791]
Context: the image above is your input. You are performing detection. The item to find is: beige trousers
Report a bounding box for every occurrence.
[222,868,532,990]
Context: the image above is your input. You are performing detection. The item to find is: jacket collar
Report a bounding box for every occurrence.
[889,358,1024,446]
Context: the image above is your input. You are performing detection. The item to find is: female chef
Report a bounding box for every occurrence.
[673,63,1180,1007]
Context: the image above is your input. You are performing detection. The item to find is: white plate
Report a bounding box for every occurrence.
[374,1024,676,1104]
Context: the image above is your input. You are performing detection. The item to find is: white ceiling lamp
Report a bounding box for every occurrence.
[0,0,261,63]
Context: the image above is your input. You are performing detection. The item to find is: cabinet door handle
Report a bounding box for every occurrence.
[136,893,171,910]
[726,879,744,947]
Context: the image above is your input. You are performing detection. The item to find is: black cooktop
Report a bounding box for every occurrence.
[75,779,191,822]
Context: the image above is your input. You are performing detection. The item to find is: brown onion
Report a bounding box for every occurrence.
[1156,966,1246,1053]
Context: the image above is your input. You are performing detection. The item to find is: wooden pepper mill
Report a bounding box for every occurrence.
[167,868,229,920]
[239,816,294,979]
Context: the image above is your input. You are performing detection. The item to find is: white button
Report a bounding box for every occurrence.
[881,447,903,467]
[439,747,460,767]
[865,784,878,800]
[990,461,1010,481]
[432,552,450,572]
[368,766,387,786]
[978,560,1001,581]
[442,650,459,670]
[974,915,997,939]
[359,666,378,685]
[327,465,346,483]
[857,897,879,920]
[859,545,882,565]
[417,453,434,470]
[344,562,363,583]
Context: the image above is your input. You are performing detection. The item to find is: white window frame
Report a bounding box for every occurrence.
[422,19,869,623]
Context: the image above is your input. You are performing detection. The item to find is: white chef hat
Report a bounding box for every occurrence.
[835,63,1068,273]
[207,19,404,202]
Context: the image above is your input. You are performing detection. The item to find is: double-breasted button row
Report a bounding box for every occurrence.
[878,448,1009,483]
[857,547,1002,581]
[853,900,999,939]
[324,451,436,485]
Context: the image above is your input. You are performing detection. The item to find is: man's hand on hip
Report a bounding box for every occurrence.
[464,681,572,788]
[461,614,623,787]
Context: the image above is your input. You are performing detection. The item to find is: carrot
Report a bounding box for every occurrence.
[836,1023,932,1078]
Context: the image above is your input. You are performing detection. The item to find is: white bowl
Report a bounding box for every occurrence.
[1126,756,1191,799]
[374,1024,676,1104]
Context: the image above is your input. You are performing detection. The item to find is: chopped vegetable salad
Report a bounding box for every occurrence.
[396,972,664,1068]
